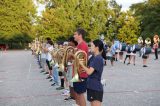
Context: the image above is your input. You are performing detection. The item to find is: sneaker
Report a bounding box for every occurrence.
[51,83,56,86]
[72,104,79,106]
[143,65,148,67]
[46,76,52,79]
[64,96,74,101]
[56,86,64,90]
[40,70,45,73]
[49,79,53,82]
[44,72,49,74]
[127,63,130,65]
[61,89,70,96]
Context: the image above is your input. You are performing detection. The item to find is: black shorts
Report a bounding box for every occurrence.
[73,79,87,94]
[126,55,130,58]
[46,60,52,70]
[58,71,64,76]
[142,55,148,59]
[119,52,123,55]
[87,89,103,102]
[106,56,115,61]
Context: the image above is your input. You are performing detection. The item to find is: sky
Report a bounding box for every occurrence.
[35,0,146,16]
[115,0,145,11]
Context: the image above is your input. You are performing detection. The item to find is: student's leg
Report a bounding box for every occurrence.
[91,101,101,106]
[53,66,59,85]
[155,49,158,59]
[56,72,64,90]
[111,60,113,66]
[124,55,127,64]
[74,92,79,105]
[133,55,136,65]
[78,93,86,106]
[128,55,131,64]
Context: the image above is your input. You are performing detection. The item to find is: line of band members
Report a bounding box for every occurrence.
[30,39,153,78]
[28,38,155,106]
[103,41,152,67]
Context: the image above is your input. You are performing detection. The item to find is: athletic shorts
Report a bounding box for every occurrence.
[87,89,103,102]
[73,79,87,94]
[46,60,52,70]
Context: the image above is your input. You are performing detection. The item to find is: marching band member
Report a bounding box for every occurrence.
[64,36,78,101]
[153,43,159,60]
[40,39,47,73]
[153,34,159,60]
[141,44,149,67]
[124,43,131,65]
[56,42,65,90]
[106,42,115,66]
[79,39,106,106]
[51,43,59,86]
[130,45,137,66]
[44,38,54,79]
[73,28,88,106]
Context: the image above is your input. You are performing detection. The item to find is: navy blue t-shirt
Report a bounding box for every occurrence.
[87,55,104,91]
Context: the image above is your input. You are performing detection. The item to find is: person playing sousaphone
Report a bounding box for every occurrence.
[141,37,152,67]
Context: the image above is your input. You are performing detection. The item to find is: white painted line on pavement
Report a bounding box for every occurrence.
[27,64,32,79]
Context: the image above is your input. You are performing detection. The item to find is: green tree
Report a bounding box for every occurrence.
[130,0,160,38]
[117,11,140,44]
[37,0,109,41]
[0,0,36,48]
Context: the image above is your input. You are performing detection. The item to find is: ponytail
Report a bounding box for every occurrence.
[102,48,107,60]
[93,39,107,60]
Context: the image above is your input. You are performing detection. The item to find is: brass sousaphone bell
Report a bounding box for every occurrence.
[71,50,88,82]
[145,37,151,47]
[138,37,143,44]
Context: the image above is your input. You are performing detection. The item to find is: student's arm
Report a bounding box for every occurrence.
[79,62,94,75]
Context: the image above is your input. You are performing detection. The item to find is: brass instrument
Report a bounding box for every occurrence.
[138,37,143,44]
[71,50,88,82]
[153,35,159,44]
[145,37,151,47]
[64,46,75,66]
[56,48,65,72]
[50,48,58,65]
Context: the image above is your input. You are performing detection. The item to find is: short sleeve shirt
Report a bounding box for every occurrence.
[87,55,104,91]
[46,45,53,61]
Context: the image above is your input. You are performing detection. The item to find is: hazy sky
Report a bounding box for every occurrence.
[36,0,145,16]
[116,0,145,11]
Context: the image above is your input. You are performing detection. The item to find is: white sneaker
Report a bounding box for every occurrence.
[61,89,70,96]
[72,104,79,106]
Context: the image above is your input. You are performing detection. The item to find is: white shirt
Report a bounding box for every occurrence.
[46,45,53,61]
[41,43,46,59]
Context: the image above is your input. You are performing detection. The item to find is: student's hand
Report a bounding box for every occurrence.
[79,61,84,67]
